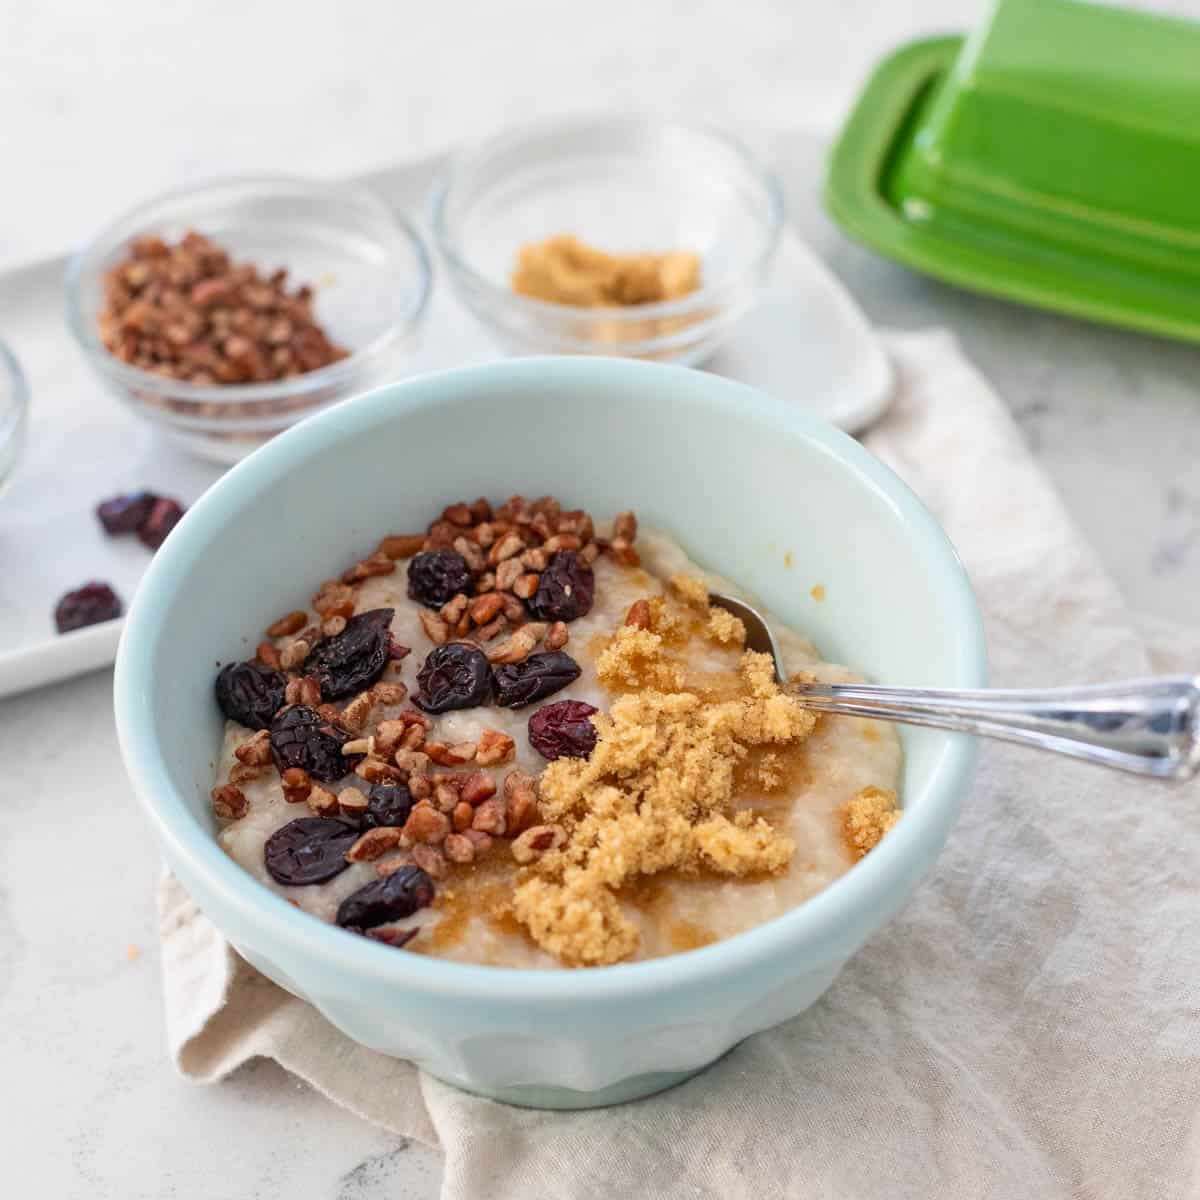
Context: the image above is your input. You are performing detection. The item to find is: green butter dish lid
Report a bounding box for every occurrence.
[825,0,1200,343]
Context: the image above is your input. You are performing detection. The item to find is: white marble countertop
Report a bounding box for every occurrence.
[2,2,1198,1197]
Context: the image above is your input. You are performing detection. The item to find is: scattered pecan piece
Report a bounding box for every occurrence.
[338,787,370,818]
[461,770,498,807]
[440,593,469,625]
[488,532,524,565]
[280,768,311,804]
[452,536,486,573]
[312,582,356,619]
[443,833,475,865]
[419,610,449,645]
[355,757,404,784]
[425,741,477,767]
[512,573,540,600]
[279,639,310,670]
[321,615,347,639]
[452,801,474,832]
[228,763,263,786]
[378,534,426,560]
[609,537,640,566]
[403,803,451,845]
[476,729,516,766]
[542,533,582,553]
[372,681,407,706]
[471,798,507,836]
[545,621,569,650]
[211,784,247,820]
[468,592,503,626]
[256,641,283,670]
[307,784,340,817]
[266,610,307,637]
[340,690,377,732]
[411,843,448,879]
[463,829,493,853]
[346,826,405,863]
[486,626,540,665]
[285,675,323,707]
[393,748,431,775]
[234,729,272,766]
[495,558,524,592]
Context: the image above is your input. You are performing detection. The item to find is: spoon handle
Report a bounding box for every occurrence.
[787,676,1200,780]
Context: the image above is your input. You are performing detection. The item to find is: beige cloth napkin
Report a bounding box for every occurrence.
[159,331,1200,1199]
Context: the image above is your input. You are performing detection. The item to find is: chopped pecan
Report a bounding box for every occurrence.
[433,782,461,813]
[340,736,375,757]
[321,615,347,639]
[495,558,524,592]
[234,729,272,766]
[425,741,477,766]
[280,767,311,804]
[393,748,431,775]
[378,534,426,560]
[340,690,377,732]
[452,536,486,573]
[338,786,370,818]
[542,533,582,554]
[443,833,475,864]
[499,593,526,622]
[307,784,339,817]
[475,728,516,766]
[474,571,497,594]
[613,510,638,541]
[452,801,474,832]
[545,621,569,650]
[228,762,263,786]
[411,843,448,879]
[463,829,493,853]
[355,757,404,784]
[461,770,498,806]
[512,573,540,600]
[266,610,307,637]
[312,582,356,619]
[609,537,640,566]
[520,547,548,571]
[419,610,449,645]
[486,626,539,664]
[407,771,432,800]
[279,639,310,670]
[346,826,405,862]
[285,675,323,707]
[469,592,504,625]
[488,532,524,566]
[256,641,283,670]
[471,798,507,836]
[372,681,407,706]
[403,803,451,845]
[211,784,247,820]
[442,502,474,527]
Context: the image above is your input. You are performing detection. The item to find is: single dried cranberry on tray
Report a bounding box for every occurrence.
[407,549,473,609]
[215,660,288,730]
[413,643,492,713]
[529,699,599,760]
[96,491,157,535]
[362,782,414,830]
[302,608,394,699]
[336,865,435,930]
[493,651,582,708]
[54,581,122,633]
[264,817,359,886]
[270,704,361,782]
[526,551,594,622]
[137,497,186,550]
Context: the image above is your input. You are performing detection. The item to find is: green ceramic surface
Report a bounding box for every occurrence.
[825,0,1200,342]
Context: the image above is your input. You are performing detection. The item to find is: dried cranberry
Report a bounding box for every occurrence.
[413,643,492,713]
[528,700,599,760]
[362,782,414,830]
[407,550,472,608]
[137,496,186,550]
[336,866,435,930]
[270,704,360,782]
[215,660,288,729]
[302,608,394,699]
[526,551,594,622]
[493,651,582,708]
[54,582,122,633]
[264,817,358,885]
[96,491,157,534]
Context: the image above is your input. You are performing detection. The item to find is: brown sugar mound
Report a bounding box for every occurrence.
[512,234,702,308]
[843,786,900,859]
[512,580,817,966]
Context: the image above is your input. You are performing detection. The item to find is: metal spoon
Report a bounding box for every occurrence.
[708,593,1200,780]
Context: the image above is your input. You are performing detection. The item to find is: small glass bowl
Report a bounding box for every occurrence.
[430,117,783,364]
[66,175,432,464]
[0,337,30,498]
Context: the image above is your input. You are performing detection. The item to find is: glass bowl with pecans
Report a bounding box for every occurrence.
[66,175,432,464]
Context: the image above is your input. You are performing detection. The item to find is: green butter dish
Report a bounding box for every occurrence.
[825,0,1200,342]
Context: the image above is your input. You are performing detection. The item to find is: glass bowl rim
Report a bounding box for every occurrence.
[64,172,434,408]
[0,336,30,449]
[428,115,785,324]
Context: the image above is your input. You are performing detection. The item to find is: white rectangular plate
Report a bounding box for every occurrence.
[0,151,891,699]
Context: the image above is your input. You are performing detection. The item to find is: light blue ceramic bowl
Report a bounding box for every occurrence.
[114,356,985,1109]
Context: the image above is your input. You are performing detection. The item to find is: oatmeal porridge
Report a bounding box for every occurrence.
[212,495,901,968]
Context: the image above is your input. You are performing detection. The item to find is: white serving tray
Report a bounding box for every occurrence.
[0,152,891,700]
